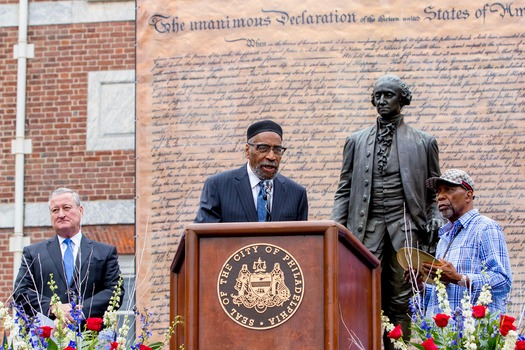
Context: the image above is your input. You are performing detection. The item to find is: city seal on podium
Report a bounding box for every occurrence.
[217,243,305,330]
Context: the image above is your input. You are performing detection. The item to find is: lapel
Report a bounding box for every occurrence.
[395,117,410,176]
[47,236,67,287]
[76,236,94,282]
[271,175,286,221]
[234,166,258,222]
[367,124,377,146]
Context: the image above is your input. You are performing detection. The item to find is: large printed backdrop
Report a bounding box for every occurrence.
[136,0,525,335]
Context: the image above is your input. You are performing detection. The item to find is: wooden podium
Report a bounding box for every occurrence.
[170,220,381,349]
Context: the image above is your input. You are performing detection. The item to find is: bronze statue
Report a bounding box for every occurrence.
[332,75,442,348]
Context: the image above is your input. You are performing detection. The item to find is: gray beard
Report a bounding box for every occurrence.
[439,208,454,221]
[254,165,278,180]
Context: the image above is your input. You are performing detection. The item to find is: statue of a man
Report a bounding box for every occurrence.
[332,75,442,347]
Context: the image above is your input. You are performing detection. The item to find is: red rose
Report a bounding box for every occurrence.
[386,324,403,340]
[500,322,516,336]
[85,317,104,332]
[500,314,516,325]
[63,347,76,350]
[472,305,487,319]
[500,314,517,336]
[515,340,525,350]
[139,345,152,350]
[38,325,53,338]
[433,313,450,328]
[422,338,439,350]
[110,342,119,350]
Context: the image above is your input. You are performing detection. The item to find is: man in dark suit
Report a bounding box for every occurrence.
[331,75,442,348]
[14,188,123,322]
[195,119,308,223]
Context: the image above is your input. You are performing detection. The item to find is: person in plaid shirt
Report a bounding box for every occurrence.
[420,169,512,316]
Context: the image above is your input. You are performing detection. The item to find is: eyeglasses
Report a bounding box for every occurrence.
[247,143,287,156]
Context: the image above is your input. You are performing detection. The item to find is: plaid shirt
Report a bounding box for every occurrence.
[424,209,512,316]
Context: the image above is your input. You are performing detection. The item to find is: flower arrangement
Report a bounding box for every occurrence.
[382,270,525,350]
[0,275,183,350]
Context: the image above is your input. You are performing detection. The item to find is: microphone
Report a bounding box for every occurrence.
[262,180,272,200]
[263,180,272,222]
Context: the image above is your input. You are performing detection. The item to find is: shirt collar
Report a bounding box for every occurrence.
[438,209,479,238]
[377,114,403,127]
[455,208,479,228]
[59,231,82,246]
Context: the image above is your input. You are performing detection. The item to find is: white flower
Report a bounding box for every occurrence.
[3,315,15,332]
[380,312,408,350]
[461,292,478,349]
[477,283,492,306]
[502,329,518,350]
[104,309,118,325]
[116,335,128,350]
[393,342,406,349]
[0,302,9,319]
[13,339,29,349]
[435,270,451,315]
[381,313,395,332]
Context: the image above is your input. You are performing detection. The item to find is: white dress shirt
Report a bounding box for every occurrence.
[247,163,273,211]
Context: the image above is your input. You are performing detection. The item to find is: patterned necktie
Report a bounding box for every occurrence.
[63,238,74,286]
[257,181,267,222]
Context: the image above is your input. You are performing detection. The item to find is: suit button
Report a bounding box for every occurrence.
[366,152,371,157]
[364,180,369,186]
[363,195,367,201]
[357,225,364,232]
[365,166,369,172]
[360,210,365,217]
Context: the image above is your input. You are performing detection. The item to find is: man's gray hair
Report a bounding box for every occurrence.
[48,187,81,207]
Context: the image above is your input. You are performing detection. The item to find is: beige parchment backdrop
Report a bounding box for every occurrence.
[136,0,525,335]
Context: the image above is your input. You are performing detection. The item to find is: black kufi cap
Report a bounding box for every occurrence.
[246,120,283,141]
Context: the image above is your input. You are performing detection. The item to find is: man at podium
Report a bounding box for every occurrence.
[195,119,308,223]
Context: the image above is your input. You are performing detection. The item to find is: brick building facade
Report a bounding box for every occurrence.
[0,0,136,304]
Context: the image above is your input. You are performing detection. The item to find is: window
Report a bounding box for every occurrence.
[116,255,136,342]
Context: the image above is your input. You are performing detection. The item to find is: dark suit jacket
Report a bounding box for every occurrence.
[14,235,123,319]
[195,165,308,223]
[332,117,441,250]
